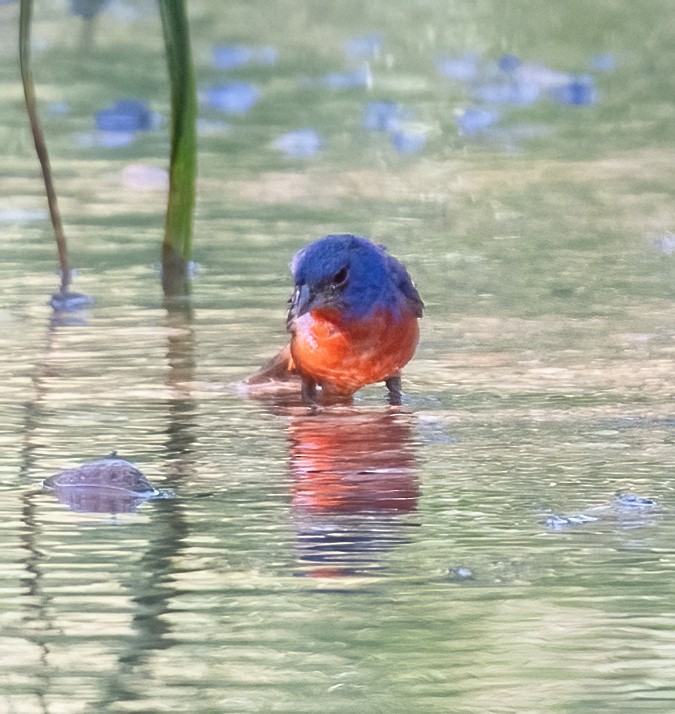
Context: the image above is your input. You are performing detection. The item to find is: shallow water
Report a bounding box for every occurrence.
[1,0,674,711]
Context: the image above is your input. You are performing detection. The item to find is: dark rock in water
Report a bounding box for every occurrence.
[43,456,169,514]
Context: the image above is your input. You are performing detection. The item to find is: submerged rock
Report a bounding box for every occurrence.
[614,492,658,510]
[43,455,171,514]
[542,492,659,530]
[49,291,94,312]
[542,513,600,530]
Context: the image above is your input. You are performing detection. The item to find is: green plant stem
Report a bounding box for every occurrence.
[159,0,197,298]
[19,0,71,294]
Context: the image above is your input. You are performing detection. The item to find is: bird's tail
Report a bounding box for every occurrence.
[234,345,301,397]
[248,345,297,382]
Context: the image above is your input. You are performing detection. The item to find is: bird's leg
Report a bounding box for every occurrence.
[301,376,318,404]
[385,375,402,406]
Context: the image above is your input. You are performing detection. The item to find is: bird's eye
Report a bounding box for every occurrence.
[333,267,349,286]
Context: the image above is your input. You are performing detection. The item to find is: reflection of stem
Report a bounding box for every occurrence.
[96,303,196,705]
[164,301,197,461]
[18,496,52,714]
[19,0,71,292]
[17,312,63,711]
[79,15,98,53]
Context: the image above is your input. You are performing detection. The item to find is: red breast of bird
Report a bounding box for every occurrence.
[290,305,420,396]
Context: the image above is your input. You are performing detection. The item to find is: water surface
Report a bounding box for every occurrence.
[0,0,674,711]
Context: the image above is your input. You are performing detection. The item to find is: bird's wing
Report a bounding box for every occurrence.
[387,255,424,318]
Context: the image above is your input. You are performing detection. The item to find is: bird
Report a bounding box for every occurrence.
[247,234,423,404]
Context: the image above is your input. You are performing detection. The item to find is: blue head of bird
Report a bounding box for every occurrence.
[289,234,421,323]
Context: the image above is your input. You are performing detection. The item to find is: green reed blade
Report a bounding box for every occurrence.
[19,0,71,293]
[159,1,197,297]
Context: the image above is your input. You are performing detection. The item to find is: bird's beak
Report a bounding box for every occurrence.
[293,284,333,317]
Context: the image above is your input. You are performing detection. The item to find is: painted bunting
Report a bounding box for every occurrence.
[249,234,423,403]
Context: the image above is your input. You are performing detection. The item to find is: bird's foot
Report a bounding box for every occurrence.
[385,375,403,406]
[301,377,318,404]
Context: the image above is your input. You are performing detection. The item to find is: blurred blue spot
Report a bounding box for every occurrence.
[456,107,501,135]
[363,101,405,131]
[497,54,522,72]
[589,53,616,72]
[473,82,541,106]
[257,47,279,65]
[499,57,571,91]
[390,129,426,155]
[98,131,137,148]
[212,45,278,69]
[553,76,597,106]
[654,233,675,255]
[70,0,110,19]
[344,33,383,60]
[47,101,70,116]
[200,82,260,114]
[212,44,254,69]
[273,128,323,157]
[436,53,480,83]
[95,99,154,132]
[320,67,370,90]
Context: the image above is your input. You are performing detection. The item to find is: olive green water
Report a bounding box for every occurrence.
[1,1,674,712]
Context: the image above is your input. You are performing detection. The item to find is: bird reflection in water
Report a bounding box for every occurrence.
[286,406,419,577]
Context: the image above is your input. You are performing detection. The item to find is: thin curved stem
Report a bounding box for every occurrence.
[19,0,71,293]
